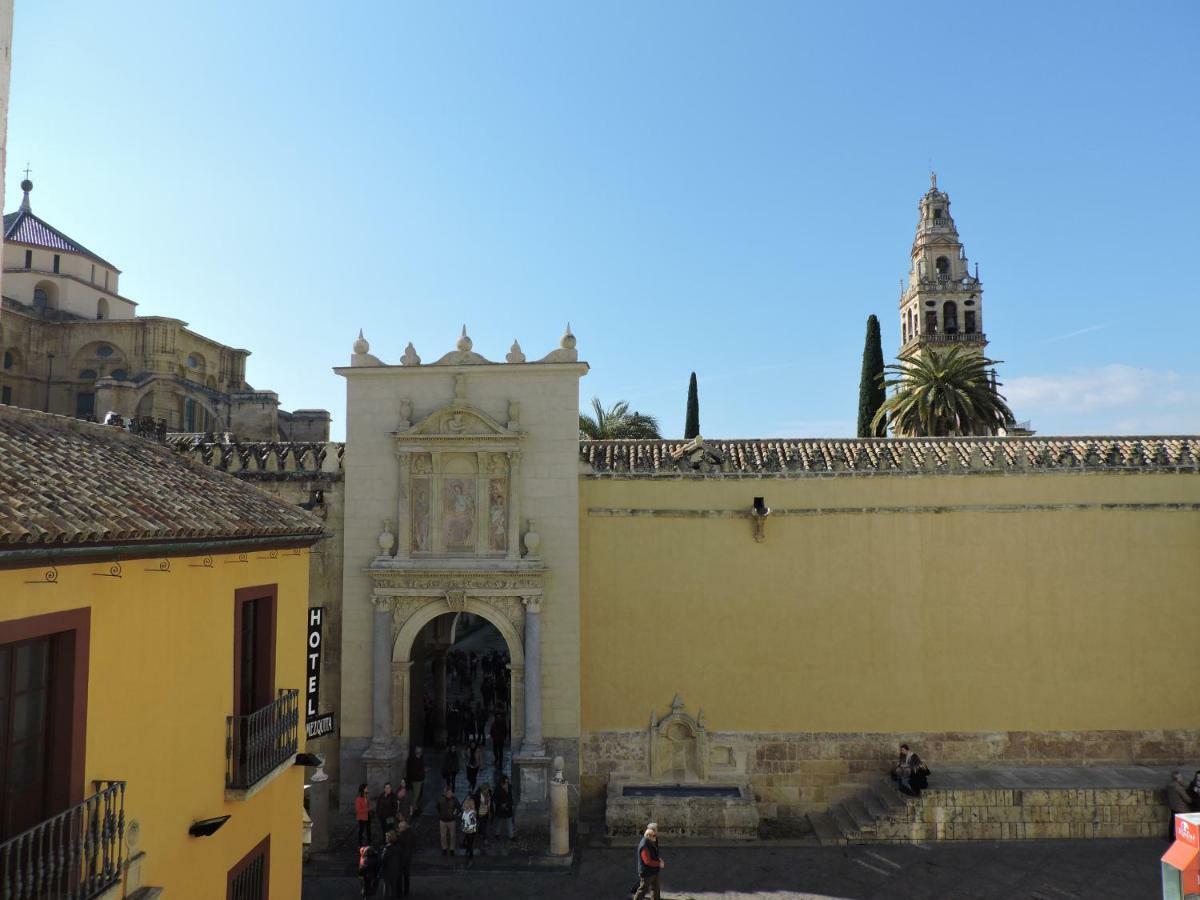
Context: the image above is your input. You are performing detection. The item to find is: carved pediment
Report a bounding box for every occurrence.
[396,403,519,441]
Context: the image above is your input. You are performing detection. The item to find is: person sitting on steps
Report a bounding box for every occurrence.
[891,743,930,797]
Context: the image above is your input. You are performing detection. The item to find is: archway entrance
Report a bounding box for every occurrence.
[408,611,513,768]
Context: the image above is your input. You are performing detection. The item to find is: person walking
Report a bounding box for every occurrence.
[474,704,488,746]
[466,740,483,792]
[395,781,412,824]
[475,783,493,849]
[494,774,515,840]
[633,822,665,900]
[354,783,371,848]
[1169,771,1192,839]
[437,786,461,856]
[460,796,479,868]
[392,821,416,897]
[376,782,399,842]
[489,710,508,768]
[406,747,426,815]
[442,743,461,793]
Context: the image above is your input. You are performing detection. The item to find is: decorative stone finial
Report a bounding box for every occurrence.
[539,323,579,363]
[560,323,577,351]
[506,340,526,364]
[930,170,938,191]
[457,325,473,352]
[353,329,370,355]
[401,342,421,366]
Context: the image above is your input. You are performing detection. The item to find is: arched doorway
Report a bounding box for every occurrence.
[390,595,526,767]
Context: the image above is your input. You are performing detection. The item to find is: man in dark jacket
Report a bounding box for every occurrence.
[1168,771,1193,839]
[490,711,508,768]
[405,747,426,816]
[494,774,515,840]
[633,822,664,900]
[378,830,402,897]
[386,821,416,897]
[376,783,399,842]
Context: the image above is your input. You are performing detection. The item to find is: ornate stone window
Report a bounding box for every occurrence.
[935,256,950,278]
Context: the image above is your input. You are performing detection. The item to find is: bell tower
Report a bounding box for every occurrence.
[898,174,987,356]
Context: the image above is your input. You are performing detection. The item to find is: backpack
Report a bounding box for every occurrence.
[461,808,478,834]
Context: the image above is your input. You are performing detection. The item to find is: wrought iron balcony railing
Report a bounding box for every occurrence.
[0,780,125,900]
[226,689,300,791]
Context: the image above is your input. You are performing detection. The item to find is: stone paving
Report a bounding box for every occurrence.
[303,838,1167,898]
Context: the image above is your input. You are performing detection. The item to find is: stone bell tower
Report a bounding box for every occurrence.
[898,174,987,356]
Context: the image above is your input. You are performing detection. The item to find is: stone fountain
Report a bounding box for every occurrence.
[605,696,759,839]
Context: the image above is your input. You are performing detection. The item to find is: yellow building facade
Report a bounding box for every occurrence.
[0,405,326,898]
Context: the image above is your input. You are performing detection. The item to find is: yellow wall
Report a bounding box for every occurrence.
[0,548,312,900]
[580,472,1200,735]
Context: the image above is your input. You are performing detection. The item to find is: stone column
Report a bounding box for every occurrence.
[362,595,398,792]
[395,452,411,560]
[520,595,544,754]
[549,756,569,856]
[514,595,550,820]
[391,661,411,761]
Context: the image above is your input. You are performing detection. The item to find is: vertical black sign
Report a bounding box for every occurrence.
[306,607,323,723]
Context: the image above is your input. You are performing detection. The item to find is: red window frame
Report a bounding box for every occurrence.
[226,834,270,900]
[0,608,90,835]
[233,585,277,717]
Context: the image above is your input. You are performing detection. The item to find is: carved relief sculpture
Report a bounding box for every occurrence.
[488,479,508,552]
[411,479,431,552]
[443,477,476,549]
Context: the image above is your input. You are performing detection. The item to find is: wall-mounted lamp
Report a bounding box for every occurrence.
[750,496,771,543]
[188,815,231,838]
[295,752,324,768]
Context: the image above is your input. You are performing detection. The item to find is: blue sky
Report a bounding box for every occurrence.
[7,1,1199,439]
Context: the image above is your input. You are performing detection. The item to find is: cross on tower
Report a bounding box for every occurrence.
[22,163,31,181]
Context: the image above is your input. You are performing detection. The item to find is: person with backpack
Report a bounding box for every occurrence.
[474,783,493,850]
[460,796,479,868]
[493,774,515,840]
[436,786,461,856]
[354,783,371,848]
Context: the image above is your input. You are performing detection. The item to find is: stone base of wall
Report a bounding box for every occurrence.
[581,729,1200,823]
[874,787,1165,842]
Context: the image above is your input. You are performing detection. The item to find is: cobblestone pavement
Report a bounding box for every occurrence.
[303,838,1165,898]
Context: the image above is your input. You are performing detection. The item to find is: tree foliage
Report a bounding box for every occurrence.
[870,347,1015,437]
[684,372,700,439]
[579,397,662,440]
[856,315,886,437]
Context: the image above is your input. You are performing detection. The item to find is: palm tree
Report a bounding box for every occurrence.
[870,347,1015,437]
[579,397,662,439]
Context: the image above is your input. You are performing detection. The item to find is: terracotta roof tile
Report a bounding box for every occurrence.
[0,406,326,550]
[580,437,1200,475]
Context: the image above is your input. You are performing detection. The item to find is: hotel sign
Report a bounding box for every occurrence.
[305,607,335,739]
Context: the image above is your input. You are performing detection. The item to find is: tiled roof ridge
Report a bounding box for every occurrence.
[0,405,326,549]
[580,435,1200,474]
[3,208,119,270]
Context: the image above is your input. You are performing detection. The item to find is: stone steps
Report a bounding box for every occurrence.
[807,769,1170,844]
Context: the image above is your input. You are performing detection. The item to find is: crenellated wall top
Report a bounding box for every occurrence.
[581,436,1200,477]
[170,440,344,479]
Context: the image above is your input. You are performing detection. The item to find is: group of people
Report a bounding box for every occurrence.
[356,782,417,897]
[1165,770,1200,839]
[435,776,516,865]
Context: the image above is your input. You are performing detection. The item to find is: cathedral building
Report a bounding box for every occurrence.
[0,178,329,439]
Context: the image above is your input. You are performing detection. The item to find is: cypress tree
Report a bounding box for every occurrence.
[684,372,700,439]
[857,315,886,437]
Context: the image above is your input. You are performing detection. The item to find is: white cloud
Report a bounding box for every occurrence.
[1004,364,1200,434]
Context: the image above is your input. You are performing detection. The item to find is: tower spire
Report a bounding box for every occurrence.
[19,168,32,212]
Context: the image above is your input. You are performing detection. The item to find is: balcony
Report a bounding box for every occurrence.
[226,690,299,795]
[920,332,988,344]
[0,780,125,900]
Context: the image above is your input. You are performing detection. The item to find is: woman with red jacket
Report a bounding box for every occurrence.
[354,783,371,848]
